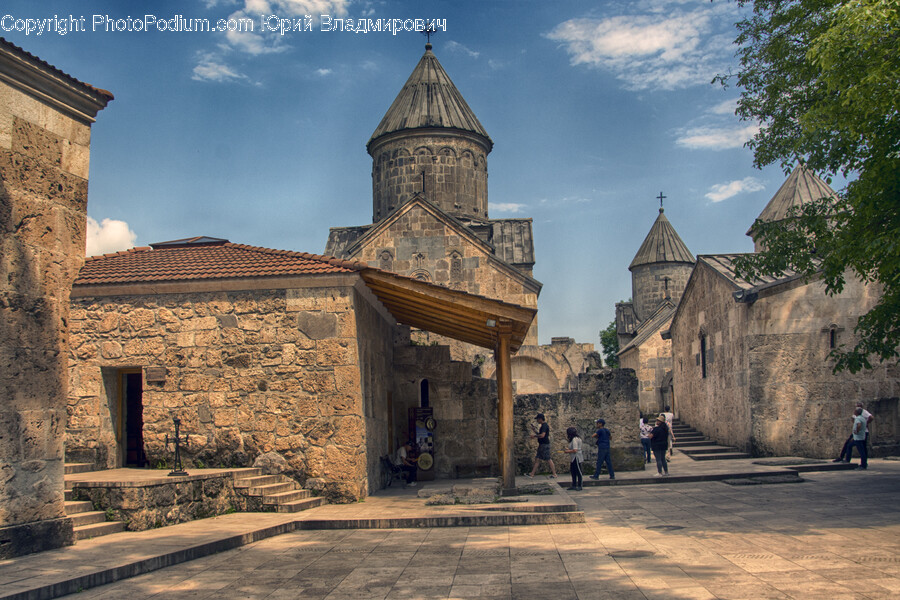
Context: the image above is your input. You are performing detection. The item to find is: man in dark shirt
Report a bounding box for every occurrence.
[528,413,557,478]
[590,418,615,480]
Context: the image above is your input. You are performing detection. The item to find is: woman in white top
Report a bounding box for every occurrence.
[564,426,584,491]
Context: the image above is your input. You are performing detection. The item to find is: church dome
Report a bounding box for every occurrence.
[629,208,694,270]
[367,44,492,150]
[747,164,837,251]
[367,44,493,223]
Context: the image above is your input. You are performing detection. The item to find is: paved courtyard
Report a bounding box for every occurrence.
[59,461,900,600]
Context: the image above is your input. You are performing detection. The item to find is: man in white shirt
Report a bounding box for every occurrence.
[394,441,418,487]
[834,402,873,463]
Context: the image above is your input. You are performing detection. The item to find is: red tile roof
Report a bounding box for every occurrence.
[75,240,367,286]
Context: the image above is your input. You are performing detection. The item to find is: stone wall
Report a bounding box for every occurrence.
[631,262,692,322]
[370,132,490,224]
[745,276,900,457]
[481,338,601,394]
[673,262,900,457]
[0,53,108,557]
[68,280,389,502]
[515,370,643,475]
[671,262,752,451]
[391,336,499,480]
[71,473,241,531]
[355,202,540,351]
[619,320,673,415]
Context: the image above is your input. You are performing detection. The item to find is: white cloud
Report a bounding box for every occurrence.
[705,177,765,202]
[86,217,137,257]
[675,124,758,150]
[194,0,348,79]
[709,98,738,115]
[445,41,480,59]
[316,68,332,76]
[545,3,736,90]
[192,52,248,82]
[489,202,527,214]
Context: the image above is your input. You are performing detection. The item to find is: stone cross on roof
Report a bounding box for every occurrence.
[657,192,666,210]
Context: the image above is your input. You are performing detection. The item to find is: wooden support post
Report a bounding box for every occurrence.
[494,328,515,492]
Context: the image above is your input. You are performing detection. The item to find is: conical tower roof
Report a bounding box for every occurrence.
[747,163,837,236]
[367,43,492,151]
[629,208,694,270]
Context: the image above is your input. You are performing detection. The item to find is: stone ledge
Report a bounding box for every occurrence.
[0,518,73,560]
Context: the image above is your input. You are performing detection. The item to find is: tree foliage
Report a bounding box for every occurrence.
[599,319,619,368]
[720,0,900,372]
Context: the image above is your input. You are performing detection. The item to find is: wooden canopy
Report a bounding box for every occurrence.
[359,269,536,353]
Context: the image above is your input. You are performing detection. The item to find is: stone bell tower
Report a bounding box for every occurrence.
[366,42,493,224]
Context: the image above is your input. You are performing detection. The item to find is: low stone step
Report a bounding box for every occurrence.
[674,439,712,447]
[245,482,296,496]
[64,500,94,515]
[64,463,95,474]
[265,490,311,505]
[70,510,107,527]
[233,475,282,489]
[681,446,740,454]
[275,497,326,513]
[74,520,126,540]
[686,452,752,461]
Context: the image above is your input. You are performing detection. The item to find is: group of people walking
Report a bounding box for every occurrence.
[526,407,678,490]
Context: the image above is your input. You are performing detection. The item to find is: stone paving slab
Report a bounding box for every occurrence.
[1,457,889,600]
[0,477,578,600]
[40,460,900,600]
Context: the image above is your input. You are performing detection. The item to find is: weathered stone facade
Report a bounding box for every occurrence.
[618,303,675,415]
[370,132,489,224]
[671,259,900,458]
[514,370,643,475]
[70,473,242,531]
[0,41,110,557]
[631,262,692,323]
[391,333,499,479]
[67,278,393,503]
[481,338,601,394]
[348,200,540,352]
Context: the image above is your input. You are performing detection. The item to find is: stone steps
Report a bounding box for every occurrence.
[672,420,752,461]
[233,473,324,514]
[73,520,127,541]
[64,484,127,542]
[277,497,327,513]
[675,439,714,448]
[679,445,742,455]
[684,452,752,461]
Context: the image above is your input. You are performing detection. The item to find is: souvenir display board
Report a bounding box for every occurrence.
[409,407,436,481]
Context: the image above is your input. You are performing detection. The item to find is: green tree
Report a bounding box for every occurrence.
[599,319,619,368]
[719,0,900,372]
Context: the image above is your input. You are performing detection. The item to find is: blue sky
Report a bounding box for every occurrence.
[2,0,814,348]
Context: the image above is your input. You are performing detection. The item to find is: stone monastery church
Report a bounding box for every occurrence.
[618,165,900,459]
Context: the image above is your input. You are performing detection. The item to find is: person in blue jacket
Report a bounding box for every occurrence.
[590,418,614,480]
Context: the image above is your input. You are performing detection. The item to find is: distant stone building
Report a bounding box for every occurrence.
[669,165,900,457]
[616,206,694,414]
[0,38,112,558]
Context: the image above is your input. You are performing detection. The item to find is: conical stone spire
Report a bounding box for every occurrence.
[748,164,837,251]
[629,208,695,270]
[367,44,493,223]
[629,207,694,322]
[368,44,492,148]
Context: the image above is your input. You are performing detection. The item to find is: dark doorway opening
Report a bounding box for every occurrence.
[420,379,430,408]
[121,371,146,467]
